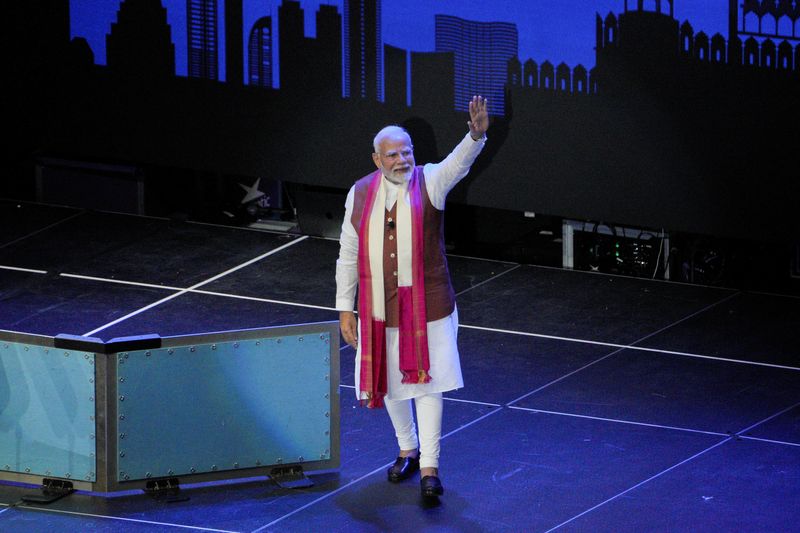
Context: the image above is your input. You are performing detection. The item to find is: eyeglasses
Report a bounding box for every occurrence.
[379,148,414,162]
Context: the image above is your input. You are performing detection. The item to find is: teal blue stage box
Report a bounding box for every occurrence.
[0,338,96,482]
[0,323,340,493]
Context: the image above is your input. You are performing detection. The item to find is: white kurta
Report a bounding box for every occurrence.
[336,133,486,401]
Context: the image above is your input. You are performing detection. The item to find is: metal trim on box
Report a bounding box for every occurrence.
[0,322,341,494]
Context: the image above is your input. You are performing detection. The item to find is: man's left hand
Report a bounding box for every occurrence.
[468,95,489,140]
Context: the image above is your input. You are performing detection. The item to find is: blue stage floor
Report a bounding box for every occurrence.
[1,200,798,532]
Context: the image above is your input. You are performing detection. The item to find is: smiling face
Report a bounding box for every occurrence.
[372,130,415,185]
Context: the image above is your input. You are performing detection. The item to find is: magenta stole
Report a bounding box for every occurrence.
[357,168,431,409]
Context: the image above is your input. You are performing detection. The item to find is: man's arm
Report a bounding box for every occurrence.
[336,187,359,348]
[425,96,489,209]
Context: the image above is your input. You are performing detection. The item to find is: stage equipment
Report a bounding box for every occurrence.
[562,220,668,279]
[0,323,340,498]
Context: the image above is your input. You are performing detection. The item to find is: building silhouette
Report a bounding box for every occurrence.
[248,17,273,88]
[107,0,175,77]
[434,14,518,115]
[591,0,799,96]
[278,0,304,92]
[508,0,798,98]
[278,1,341,98]
[344,0,382,100]
[315,5,343,99]
[226,0,244,84]
[384,44,407,108]
[187,0,218,80]
[7,2,71,77]
[410,51,454,117]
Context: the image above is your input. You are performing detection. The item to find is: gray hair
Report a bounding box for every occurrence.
[373,125,411,153]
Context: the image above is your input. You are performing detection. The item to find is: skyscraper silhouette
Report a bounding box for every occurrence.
[226,0,244,84]
[434,14,518,115]
[315,5,343,98]
[248,17,273,88]
[278,0,305,93]
[278,1,342,98]
[344,0,382,100]
[384,44,407,107]
[107,0,175,77]
[187,0,218,80]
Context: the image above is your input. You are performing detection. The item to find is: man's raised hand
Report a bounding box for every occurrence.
[468,95,489,140]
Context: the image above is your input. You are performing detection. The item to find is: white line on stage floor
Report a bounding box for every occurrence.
[82,236,309,337]
[740,435,800,448]
[252,406,504,532]
[503,292,742,404]
[462,322,800,373]
[736,400,800,436]
[454,263,521,296]
[0,211,85,250]
[508,405,730,437]
[53,269,798,374]
[544,437,732,532]
[0,265,49,274]
[59,273,338,312]
[61,273,185,291]
[546,400,800,531]
[13,506,240,532]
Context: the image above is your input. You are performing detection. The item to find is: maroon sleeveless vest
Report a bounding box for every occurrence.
[350,168,456,327]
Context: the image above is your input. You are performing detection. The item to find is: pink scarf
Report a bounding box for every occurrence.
[357,167,431,408]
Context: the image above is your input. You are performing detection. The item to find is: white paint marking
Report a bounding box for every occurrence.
[82,237,308,336]
[0,265,48,275]
[544,438,731,532]
[508,405,729,437]
[15,505,241,532]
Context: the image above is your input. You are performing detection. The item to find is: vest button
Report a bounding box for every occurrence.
[390,253,396,258]
[388,235,394,240]
[393,271,397,276]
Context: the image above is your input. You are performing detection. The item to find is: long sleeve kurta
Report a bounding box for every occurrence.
[336,132,486,400]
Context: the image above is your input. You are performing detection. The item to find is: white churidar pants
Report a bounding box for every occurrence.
[383,393,444,469]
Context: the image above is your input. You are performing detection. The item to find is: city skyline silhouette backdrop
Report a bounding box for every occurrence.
[71,0,729,87]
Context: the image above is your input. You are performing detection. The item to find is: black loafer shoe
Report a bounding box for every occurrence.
[387,454,419,483]
[420,475,444,497]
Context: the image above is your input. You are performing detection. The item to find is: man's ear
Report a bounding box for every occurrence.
[372,152,382,169]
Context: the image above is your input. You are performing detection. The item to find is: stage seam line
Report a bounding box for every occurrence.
[190,289,337,311]
[518,261,739,292]
[0,265,48,275]
[508,405,729,437]
[57,274,794,374]
[0,211,85,250]
[187,219,292,236]
[446,252,518,265]
[543,437,731,533]
[547,400,800,531]
[441,396,502,407]
[82,236,308,336]
[739,435,800,448]
[14,505,240,532]
[61,273,184,291]
[505,291,744,406]
[252,407,504,532]
[736,400,800,436]
[454,264,521,297]
[463,323,800,373]
[60,273,339,312]
[746,289,800,301]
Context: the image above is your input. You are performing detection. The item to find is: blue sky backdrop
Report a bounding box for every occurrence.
[70,1,729,83]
